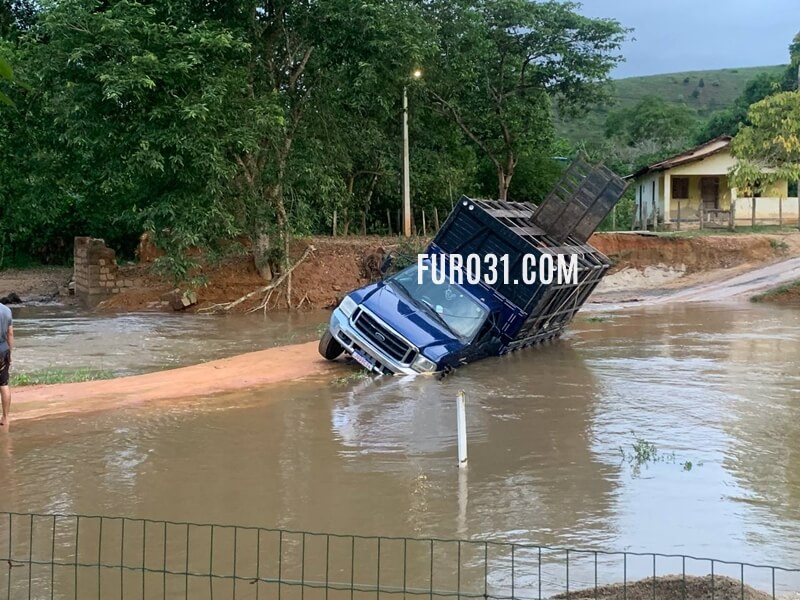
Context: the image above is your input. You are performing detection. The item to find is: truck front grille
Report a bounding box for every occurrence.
[353,309,416,364]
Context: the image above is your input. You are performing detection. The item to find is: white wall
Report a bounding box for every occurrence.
[733,197,800,223]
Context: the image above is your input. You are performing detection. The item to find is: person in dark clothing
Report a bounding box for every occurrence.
[0,303,14,427]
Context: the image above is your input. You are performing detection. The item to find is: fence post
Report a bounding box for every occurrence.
[457,390,468,467]
[386,209,392,235]
[752,197,757,228]
[397,210,401,236]
[677,201,681,231]
[612,205,617,231]
[333,210,338,237]
[434,207,440,231]
[779,196,783,227]
[699,204,705,230]
[729,199,736,231]
[422,210,427,237]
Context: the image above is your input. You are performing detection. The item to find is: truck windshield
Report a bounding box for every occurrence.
[389,264,488,340]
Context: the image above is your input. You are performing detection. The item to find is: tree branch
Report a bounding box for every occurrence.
[427,89,501,171]
[199,245,316,314]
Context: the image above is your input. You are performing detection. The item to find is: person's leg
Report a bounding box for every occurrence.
[0,385,9,427]
[0,351,9,426]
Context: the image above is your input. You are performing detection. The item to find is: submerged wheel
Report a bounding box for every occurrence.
[318,328,344,360]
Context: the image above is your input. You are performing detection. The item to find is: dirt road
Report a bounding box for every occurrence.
[7,341,341,425]
[647,255,800,304]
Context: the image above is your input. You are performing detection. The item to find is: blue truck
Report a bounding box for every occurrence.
[318,156,627,375]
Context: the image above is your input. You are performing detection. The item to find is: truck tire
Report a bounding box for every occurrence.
[319,328,344,360]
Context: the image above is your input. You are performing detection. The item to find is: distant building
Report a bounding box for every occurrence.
[628,136,796,229]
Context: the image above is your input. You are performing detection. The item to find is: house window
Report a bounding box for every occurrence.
[672,177,689,199]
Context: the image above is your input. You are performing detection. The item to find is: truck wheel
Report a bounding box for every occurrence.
[319,328,344,360]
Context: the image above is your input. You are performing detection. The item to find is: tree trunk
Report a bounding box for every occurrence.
[497,169,513,201]
[362,174,379,236]
[253,232,273,281]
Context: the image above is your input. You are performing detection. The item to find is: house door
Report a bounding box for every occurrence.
[701,177,720,210]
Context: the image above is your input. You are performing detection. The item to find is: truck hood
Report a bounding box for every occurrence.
[360,284,463,352]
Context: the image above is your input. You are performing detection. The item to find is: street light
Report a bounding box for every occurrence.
[403,69,423,237]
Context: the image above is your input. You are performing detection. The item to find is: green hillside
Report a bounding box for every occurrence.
[557,64,788,144]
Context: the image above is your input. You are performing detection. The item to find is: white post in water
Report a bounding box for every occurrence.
[457,390,468,467]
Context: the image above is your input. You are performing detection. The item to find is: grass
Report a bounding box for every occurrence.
[770,239,789,252]
[10,368,116,387]
[332,369,372,385]
[557,64,787,144]
[583,315,613,323]
[750,279,800,303]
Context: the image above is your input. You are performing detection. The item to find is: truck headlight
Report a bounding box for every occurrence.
[413,354,438,372]
[338,295,358,318]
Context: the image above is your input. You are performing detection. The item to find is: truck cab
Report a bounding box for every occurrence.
[322,255,505,375]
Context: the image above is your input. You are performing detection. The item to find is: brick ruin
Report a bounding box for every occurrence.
[73,237,140,301]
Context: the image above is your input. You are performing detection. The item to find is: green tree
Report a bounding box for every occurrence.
[697,32,798,143]
[0,0,37,38]
[785,31,800,91]
[3,0,251,266]
[605,95,695,147]
[0,56,12,106]
[730,91,800,191]
[425,0,626,200]
[695,72,783,142]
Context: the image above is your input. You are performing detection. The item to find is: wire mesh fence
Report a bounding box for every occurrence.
[1,512,799,600]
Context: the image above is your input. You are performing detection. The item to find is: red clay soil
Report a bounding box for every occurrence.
[8,341,343,424]
[588,233,779,273]
[99,236,402,313]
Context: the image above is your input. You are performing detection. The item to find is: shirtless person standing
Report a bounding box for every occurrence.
[0,302,14,428]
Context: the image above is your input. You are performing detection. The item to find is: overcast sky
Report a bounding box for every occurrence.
[576,0,797,78]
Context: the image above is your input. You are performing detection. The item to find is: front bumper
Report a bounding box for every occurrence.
[329,307,420,375]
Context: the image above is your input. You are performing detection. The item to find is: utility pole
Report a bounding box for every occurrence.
[402,70,422,238]
[402,84,411,237]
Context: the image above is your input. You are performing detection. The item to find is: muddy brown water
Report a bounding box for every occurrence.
[1,302,800,597]
[6,306,330,375]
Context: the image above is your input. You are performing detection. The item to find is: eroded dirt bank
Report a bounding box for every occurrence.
[589,232,785,272]
[2,233,798,312]
[9,341,341,423]
[103,232,800,312]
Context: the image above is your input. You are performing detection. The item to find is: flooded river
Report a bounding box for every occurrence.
[7,305,329,375]
[2,302,800,595]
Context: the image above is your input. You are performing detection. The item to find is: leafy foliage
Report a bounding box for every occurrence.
[730,91,800,191]
[425,0,627,200]
[605,95,696,147]
[694,72,784,142]
[0,0,626,274]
